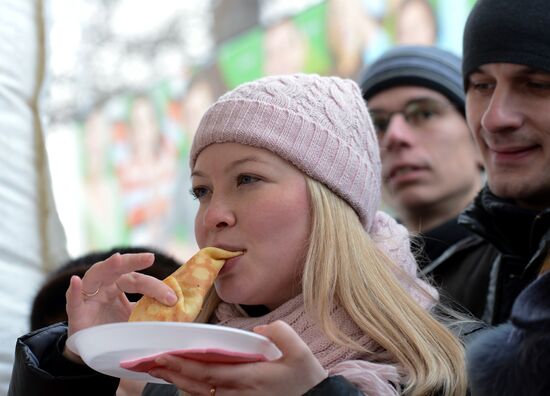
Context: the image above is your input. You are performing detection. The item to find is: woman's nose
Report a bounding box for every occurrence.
[202,195,236,230]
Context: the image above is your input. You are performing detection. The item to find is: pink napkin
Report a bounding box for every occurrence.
[120,348,268,372]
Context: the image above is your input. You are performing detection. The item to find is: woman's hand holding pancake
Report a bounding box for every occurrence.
[62,248,239,364]
[63,252,177,363]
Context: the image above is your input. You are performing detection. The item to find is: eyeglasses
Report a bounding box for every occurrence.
[369,98,453,135]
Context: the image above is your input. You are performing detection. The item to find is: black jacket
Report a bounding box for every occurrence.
[8,323,362,396]
[419,216,474,264]
[8,323,119,396]
[418,217,498,320]
[466,271,550,396]
[423,186,550,325]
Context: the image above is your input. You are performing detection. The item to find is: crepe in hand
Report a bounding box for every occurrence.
[128,247,242,322]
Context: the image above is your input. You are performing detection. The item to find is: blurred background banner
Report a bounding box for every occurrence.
[45,0,476,262]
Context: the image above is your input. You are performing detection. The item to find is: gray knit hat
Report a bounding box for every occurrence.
[360,45,465,114]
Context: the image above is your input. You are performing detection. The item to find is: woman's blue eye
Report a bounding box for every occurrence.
[237,174,259,186]
[190,186,208,200]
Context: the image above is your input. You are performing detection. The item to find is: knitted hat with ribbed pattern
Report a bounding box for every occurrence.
[360,45,465,115]
[463,0,550,85]
[190,73,381,231]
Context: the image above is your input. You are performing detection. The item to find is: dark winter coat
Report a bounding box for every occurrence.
[423,186,550,325]
[417,216,498,319]
[466,271,550,395]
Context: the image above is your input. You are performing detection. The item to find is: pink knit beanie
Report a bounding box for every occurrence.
[190,74,437,306]
[190,73,381,231]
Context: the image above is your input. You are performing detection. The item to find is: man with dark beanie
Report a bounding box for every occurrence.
[457,0,550,325]
[360,46,487,317]
[449,0,550,393]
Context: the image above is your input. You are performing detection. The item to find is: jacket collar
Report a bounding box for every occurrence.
[459,185,550,257]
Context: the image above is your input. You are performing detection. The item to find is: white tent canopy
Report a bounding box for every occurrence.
[0,0,68,393]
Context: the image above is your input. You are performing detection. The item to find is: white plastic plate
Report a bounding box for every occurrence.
[66,322,282,384]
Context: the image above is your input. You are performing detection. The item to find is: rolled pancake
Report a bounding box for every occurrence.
[129,247,242,322]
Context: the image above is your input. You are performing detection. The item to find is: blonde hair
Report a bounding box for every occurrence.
[197,177,467,395]
[304,178,467,395]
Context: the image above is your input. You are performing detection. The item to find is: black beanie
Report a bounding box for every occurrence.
[360,45,465,115]
[463,0,550,85]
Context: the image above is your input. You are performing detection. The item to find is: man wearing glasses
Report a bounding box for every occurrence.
[360,45,488,318]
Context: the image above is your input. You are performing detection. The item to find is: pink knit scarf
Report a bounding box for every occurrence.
[214,295,402,395]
